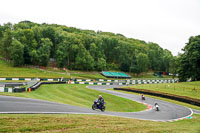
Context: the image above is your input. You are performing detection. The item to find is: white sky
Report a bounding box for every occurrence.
[0,0,200,55]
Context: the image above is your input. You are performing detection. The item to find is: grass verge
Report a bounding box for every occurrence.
[0,59,173,79]
[0,59,106,79]
[0,114,199,133]
[0,84,146,112]
[124,81,200,100]
[0,60,70,78]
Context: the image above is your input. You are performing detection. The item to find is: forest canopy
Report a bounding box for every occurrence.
[0,21,173,74]
[177,35,200,81]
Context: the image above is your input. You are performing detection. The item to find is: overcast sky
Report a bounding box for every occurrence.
[0,0,200,55]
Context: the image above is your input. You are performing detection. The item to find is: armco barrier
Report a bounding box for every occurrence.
[114,88,200,106]
[0,78,178,93]
[66,81,114,85]
[13,88,26,92]
[0,87,13,92]
[0,77,178,83]
[0,87,26,93]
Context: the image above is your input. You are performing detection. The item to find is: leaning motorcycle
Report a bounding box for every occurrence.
[155,104,159,111]
[141,95,145,100]
[92,99,106,112]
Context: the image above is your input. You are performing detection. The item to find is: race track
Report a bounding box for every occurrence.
[0,85,194,121]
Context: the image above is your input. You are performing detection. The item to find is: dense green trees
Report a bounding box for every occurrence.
[0,24,13,59]
[75,43,95,70]
[97,58,107,71]
[178,35,200,81]
[37,38,53,66]
[136,53,149,74]
[10,39,24,66]
[0,21,174,74]
[169,56,178,78]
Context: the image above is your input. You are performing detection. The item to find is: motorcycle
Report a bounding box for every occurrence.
[92,99,106,112]
[141,95,145,100]
[155,104,159,111]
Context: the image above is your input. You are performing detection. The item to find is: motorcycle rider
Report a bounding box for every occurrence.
[155,103,159,111]
[141,93,145,100]
[98,95,104,108]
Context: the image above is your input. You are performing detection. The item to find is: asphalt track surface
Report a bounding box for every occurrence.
[0,85,196,121]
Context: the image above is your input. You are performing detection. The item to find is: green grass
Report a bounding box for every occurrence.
[0,59,106,79]
[0,59,174,79]
[0,59,70,78]
[124,81,200,100]
[0,59,112,79]
[0,114,199,133]
[0,84,146,112]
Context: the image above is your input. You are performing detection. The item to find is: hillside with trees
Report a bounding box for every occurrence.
[0,21,174,74]
[177,35,200,81]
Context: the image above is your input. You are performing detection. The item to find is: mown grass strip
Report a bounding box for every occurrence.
[0,114,200,133]
[124,81,200,100]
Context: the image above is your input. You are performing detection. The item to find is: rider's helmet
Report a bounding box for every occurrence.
[99,95,102,98]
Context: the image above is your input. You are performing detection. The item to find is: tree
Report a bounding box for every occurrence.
[85,51,95,70]
[97,58,107,71]
[32,25,43,45]
[14,21,36,30]
[56,40,67,67]
[10,39,24,66]
[102,36,118,63]
[177,53,190,81]
[178,35,200,81]
[1,29,13,59]
[136,53,149,74]
[169,56,178,78]
[75,43,94,70]
[116,41,133,72]
[0,21,175,72]
[89,43,97,58]
[37,38,53,66]
[0,25,3,39]
[162,49,173,72]
[148,42,163,71]
[42,26,56,57]
[14,29,38,64]
[30,50,39,65]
